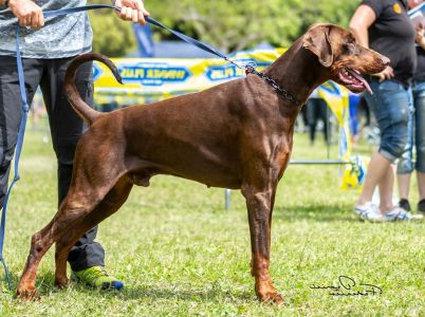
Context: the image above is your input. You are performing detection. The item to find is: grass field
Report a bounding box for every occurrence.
[0,124,425,316]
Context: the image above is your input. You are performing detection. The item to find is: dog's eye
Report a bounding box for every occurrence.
[345,42,356,54]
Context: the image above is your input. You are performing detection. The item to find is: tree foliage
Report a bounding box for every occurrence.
[89,0,361,56]
[89,0,136,57]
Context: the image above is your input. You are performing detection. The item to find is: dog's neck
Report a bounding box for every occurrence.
[264,38,330,106]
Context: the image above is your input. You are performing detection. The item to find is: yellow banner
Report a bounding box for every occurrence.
[93,49,285,104]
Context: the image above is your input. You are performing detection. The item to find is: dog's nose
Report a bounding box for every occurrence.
[381,55,390,66]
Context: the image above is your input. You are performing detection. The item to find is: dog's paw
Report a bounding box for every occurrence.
[258,290,284,305]
[54,277,69,289]
[16,287,40,301]
[256,280,284,305]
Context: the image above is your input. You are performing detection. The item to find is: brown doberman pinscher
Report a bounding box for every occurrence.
[17,24,389,303]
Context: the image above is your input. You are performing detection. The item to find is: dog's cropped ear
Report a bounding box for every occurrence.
[302,26,333,68]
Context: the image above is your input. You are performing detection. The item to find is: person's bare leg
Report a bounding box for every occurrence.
[397,173,411,202]
[357,152,392,206]
[379,164,395,212]
[417,172,425,201]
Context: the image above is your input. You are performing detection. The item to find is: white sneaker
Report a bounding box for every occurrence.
[354,202,384,222]
[383,206,424,222]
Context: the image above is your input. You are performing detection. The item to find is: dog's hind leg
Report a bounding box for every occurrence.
[15,219,57,300]
[17,178,124,299]
[54,176,133,288]
[17,144,127,300]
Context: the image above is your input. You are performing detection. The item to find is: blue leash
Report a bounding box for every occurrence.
[43,4,244,68]
[0,4,247,289]
[0,26,31,290]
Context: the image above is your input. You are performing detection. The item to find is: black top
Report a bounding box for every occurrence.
[362,0,416,84]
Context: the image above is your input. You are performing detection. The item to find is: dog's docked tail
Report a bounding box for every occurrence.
[64,53,123,125]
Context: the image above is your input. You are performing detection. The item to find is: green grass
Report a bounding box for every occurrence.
[0,124,424,316]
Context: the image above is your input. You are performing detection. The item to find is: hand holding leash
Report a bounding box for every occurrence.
[114,0,149,25]
[8,0,44,29]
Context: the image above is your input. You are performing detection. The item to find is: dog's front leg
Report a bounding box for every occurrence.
[242,184,283,304]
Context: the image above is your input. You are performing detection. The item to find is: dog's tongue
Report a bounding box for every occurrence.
[347,69,373,95]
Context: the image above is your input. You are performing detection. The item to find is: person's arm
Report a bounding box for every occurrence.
[418,36,425,50]
[349,4,376,47]
[416,23,425,51]
[349,3,394,81]
[113,0,149,25]
[8,0,44,29]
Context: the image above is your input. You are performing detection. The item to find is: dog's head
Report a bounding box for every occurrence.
[302,24,390,93]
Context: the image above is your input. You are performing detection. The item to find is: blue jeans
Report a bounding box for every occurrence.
[398,80,425,174]
[365,79,411,162]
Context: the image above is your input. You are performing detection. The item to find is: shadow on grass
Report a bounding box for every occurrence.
[114,284,254,302]
[273,203,358,223]
[6,271,255,303]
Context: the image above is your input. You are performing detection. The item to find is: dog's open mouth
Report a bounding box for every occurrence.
[338,68,372,94]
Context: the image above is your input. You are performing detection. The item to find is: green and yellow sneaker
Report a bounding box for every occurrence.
[72,266,124,290]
